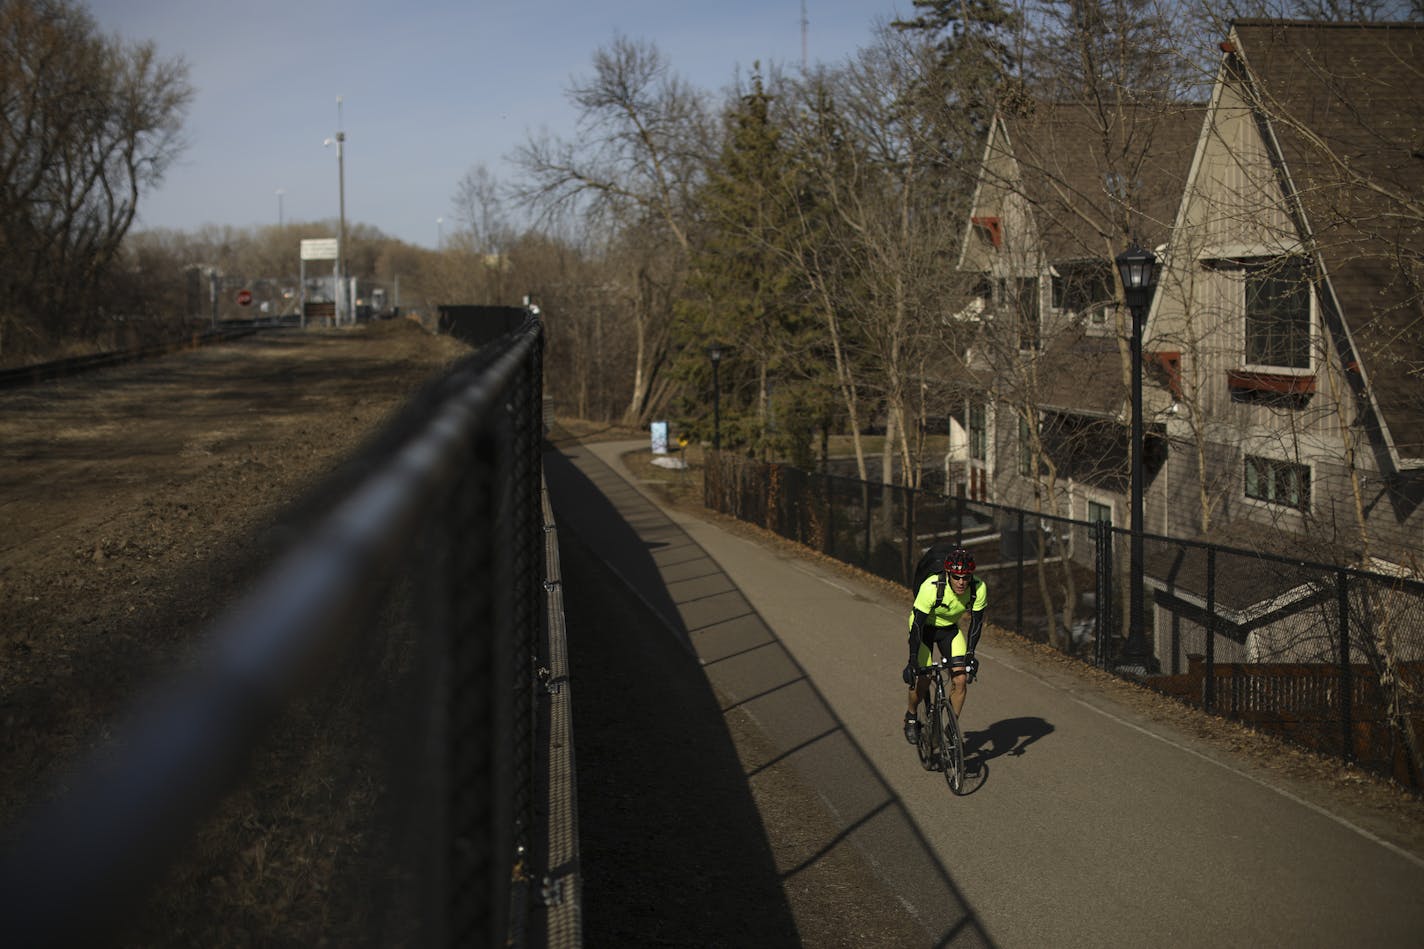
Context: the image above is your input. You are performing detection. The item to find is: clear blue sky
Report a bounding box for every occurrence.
[88,0,907,249]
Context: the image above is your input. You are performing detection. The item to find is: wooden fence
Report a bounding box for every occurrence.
[1154,655,1424,788]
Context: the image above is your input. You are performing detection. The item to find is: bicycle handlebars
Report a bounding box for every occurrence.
[916,656,979,681]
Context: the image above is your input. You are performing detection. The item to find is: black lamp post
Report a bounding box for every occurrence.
[1115,243,1158,670]
[707,343,725,452]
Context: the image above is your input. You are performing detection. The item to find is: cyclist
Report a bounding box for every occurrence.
[903,546,986,743]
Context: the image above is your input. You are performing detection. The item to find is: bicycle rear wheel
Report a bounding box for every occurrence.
[935,688,965,793]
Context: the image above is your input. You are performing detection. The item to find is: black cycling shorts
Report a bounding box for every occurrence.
[915,624,969,667]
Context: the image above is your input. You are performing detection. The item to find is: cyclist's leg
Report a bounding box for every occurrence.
[945,628,971,718]
[905,630,936,721]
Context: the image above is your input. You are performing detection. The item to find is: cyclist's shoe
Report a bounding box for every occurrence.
[903,713,919,744]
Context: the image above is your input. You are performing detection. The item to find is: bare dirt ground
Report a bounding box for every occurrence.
[0,320,469,942]
[0,321,468,817]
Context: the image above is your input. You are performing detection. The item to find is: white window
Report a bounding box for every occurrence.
[1244,258,1312,370]
[1051,261,1115,327]
[1244,455,1310,511]
[969,403,987,462]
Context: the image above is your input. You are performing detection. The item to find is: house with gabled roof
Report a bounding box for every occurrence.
[1137,19,1424,672]
[954,23,1423,671]
[1148,19,1424,573]
[955,99,1203,529]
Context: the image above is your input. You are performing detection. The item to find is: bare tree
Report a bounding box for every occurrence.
[1205,0,1421,21]
[785,28,978,488]
[1027,0,1198,102]
[450,164,517,304]
[0,0,192,359]
[453,164,513,252]
[512,35,711,426]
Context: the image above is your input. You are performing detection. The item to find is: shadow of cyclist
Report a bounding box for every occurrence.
[963,716,1055,770]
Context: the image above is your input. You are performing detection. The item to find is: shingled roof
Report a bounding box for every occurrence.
[1230,20,1424,464]
[964,320,1126,417]
[961,103,1203,422]
[997,101,1205,262]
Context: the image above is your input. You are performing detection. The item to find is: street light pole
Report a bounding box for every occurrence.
[1115,243,1159,671]
[276,188,285,228]
[707,344,725,452]
[336,145,346,323]
[334,96,347,325]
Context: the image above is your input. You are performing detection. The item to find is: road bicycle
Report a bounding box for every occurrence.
[914,656,967,794]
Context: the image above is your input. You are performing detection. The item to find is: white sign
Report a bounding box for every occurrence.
[300,238,339,261]
[650,421,669,454]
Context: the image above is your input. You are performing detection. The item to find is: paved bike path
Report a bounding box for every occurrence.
[552,439,1424,948]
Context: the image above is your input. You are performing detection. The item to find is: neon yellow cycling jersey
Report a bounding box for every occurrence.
[907,574,987,630]
[907,574,987,666]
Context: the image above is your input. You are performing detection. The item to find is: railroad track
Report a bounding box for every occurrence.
[0,323,272,390]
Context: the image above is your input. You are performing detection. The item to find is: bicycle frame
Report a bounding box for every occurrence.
[915,657,966,794]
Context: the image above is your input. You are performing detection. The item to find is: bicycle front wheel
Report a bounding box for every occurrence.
[916,693,934,771]
[935,691,965,794]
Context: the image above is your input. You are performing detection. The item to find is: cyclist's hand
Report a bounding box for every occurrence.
[964,655,979,681]
[902,661,915,685]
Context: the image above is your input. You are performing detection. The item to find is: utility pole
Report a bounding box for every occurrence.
[336,96,347,325]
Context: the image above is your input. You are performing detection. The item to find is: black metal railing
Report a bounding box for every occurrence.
[0,314,576,946]
[705,452,1424,791]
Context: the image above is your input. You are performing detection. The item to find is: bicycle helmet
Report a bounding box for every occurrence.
[942,546,975,577]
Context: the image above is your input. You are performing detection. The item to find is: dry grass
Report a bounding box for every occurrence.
[547,416,644,445]
[0,322,468,944]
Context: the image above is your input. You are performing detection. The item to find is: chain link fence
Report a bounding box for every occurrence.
[0,315,576,946]
[705,452,1424,791]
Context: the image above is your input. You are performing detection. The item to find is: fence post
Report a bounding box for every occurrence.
[1093,521,1105,667]
[955,489,965,547]
[1338,570,1354,764]
[763,464,772,532]
[1205,547,1216,713]
[798,469,809,545]
[1094,519,1113,668]
[825,475,835,558]
[862,483,872,569]
[1016,509,1026,639]
[904,487,916,586]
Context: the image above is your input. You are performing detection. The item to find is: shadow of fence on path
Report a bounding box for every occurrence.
[544,436,995,947]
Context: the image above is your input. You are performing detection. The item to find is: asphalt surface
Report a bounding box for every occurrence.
[545,437,1424,948]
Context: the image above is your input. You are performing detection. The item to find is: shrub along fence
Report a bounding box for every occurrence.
[704,452,1424,791]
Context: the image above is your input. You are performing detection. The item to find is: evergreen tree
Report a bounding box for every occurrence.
[681,69,815,456]
[893,0,1024,134]
[1026,0,1191,103]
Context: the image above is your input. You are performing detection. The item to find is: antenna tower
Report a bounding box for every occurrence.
[801,0,808,70]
